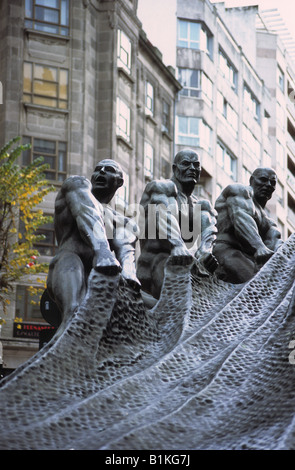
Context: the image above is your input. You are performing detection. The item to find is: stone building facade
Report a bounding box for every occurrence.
[0,0,181,374]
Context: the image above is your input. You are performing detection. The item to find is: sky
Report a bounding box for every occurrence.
[137,0,295,68]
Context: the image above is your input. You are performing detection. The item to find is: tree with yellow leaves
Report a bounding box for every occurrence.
[0,136,55,318]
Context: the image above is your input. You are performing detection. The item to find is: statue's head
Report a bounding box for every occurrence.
[250,167,277,207]
[91,159,124,203]
[172,149,201,187]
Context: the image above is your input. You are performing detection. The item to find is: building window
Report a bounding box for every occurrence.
[201,72,213,107]
[217,141,237,180]
[178,68,200,97]
[217,92,238,135]
[199,120,212,154]
[145,81,154,116]
[116,97,131,142]
[178,68,213,106]
[177,20,213,57]
[22,136,67,182]
[144,142,154,179]
[242,125,260,162]
[23,62,68,109]
[177,116,200,147]
[277,66,285,93]
[15,285,44,322]
[34,217,57,256]
[18,211,56,257]
[117,29,132,74]
[244,84,260,123]
[276,139,285,169]
[176,116,212,152]
[219,48,238,91]
[162,100,170,133]
[25,0,69,36]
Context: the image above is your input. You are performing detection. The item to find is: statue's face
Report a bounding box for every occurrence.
[251,169,277,204]
[91,160,123,198]
[173,153,201,186]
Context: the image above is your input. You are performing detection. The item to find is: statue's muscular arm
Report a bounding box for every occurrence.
[223,184,274,263]
[195,199,218,273]
[58,176,120,272]
[263,218,283,252]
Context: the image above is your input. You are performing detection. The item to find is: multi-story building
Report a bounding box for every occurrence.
[175,0,273,208]
[0,0,181,375]
[255,13,295,240]
[174,0,295,240]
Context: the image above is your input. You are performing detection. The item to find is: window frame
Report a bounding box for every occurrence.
[177,19,213,58]
[34,216,57,257]
[277,65,285,94]
[219,48,238,91]
[117,29,132,74]
[176,116,212,152]
[24,0,70,36]
[178,68,201,98]
[145,81,154,117]
[200,119,213,154]
[116,97,131,142]
[217,91,238,134]
[176,115,200,147]
[243,83,261,123]
[144,141,154,179]
[201,72,213,107]
[216,140,237,180]
[22,136,67,183]
[23,61,69,110]
[15,284,45,323]
[162,99,170,133]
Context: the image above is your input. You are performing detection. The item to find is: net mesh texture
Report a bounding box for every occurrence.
[0,233,295,450]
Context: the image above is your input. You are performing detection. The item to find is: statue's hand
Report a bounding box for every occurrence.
[254,246,274,265]
[121,268,141,291]
[169,246,194,266]
[93,249,122,275]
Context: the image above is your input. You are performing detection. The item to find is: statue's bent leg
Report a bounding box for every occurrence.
[47,251,87,328]
[214,244,256,283]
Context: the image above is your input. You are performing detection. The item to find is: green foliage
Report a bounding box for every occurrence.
[0,136,55,314]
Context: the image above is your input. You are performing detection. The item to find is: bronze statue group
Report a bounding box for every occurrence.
[46,149,283,332]
[2,149,295,451]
